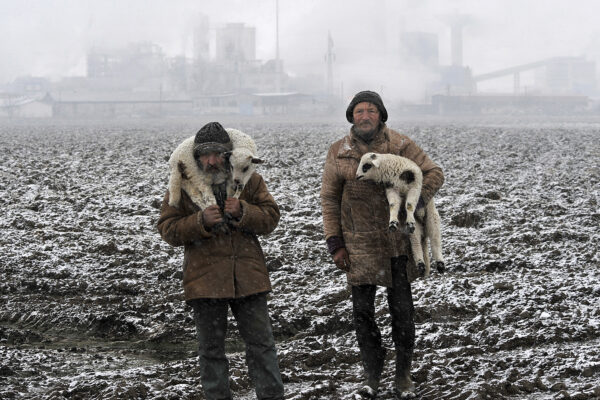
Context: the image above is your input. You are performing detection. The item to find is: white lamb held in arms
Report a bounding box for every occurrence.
[356,152,445,277]
[167,128,262,210]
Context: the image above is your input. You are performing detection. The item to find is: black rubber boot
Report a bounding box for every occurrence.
[394,350,415,399]
[357,347,386,398]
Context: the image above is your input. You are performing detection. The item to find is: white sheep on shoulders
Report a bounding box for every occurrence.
[356,152,445,277]
[167,128,261,210]
[167,135,217,209]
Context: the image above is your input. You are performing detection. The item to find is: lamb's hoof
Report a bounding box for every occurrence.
[417,262,426,277]
[389,221,399,232]
[435,261,446,273]
[406,222,415,234]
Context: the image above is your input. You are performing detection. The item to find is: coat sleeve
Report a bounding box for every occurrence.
[320,144,345,240]
[156,190,213,247]
[236,174,280,235]
[402,138,444,204]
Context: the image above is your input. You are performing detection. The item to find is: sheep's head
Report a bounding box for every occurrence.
[356,152,381,181]
[224,149,263,197]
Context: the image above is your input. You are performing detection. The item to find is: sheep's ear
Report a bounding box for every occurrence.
[371,157,380,168]
[251,157,264,164]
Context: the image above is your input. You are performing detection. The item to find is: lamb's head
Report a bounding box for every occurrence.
[356,152,419,189]
[224,148,263,197]
[356,152,384,182]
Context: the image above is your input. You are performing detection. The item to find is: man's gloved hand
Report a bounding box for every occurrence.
[202,205,223,230]
[333,247,351,272]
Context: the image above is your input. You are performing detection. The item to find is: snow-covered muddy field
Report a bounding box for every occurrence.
[0,117,598,399]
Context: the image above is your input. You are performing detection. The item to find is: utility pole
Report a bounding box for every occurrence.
[326,30,335,98]
[275,0,281,92]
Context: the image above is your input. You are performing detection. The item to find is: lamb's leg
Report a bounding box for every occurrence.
[181,179,232,234]
[422,236,431,277]
[385,187,402,232]
[182,179,216,210]
[409,220,427,277]
[167,169,182,207]
[404,187,420,234]
[425,201,445,273]
[222,182,242,223]
[226,180,238,199]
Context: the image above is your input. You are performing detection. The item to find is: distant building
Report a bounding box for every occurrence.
[432,94,589,115]
[86,42,166,90]
[51,91,192,118]
[534,57,596,95]
[7,76,51,95]
[0,93,53,118]
[193,92,312,115]
[215,23,256,63]
[193,14,211,62]
[438,65,475,95]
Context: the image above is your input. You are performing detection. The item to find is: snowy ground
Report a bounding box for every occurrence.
[0,117,599,399]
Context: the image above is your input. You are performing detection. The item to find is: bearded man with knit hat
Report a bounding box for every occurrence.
[320,91,444,399]
[158,122,284,400]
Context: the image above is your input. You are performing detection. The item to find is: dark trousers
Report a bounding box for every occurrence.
[190,292,284,400]
[351,256,415,382]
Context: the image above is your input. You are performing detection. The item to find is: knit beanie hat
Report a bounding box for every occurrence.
[194,122,233,156]
[346,90,388,123]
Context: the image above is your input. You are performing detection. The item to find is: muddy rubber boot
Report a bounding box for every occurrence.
[355,384,378,399]
[394,370,416,399]
[355,347,387,399]
[394,352,415,399]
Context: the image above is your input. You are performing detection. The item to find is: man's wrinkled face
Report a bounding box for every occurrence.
[197,152,227,175]
[352,102,380,136]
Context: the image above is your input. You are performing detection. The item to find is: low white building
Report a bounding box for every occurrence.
[0,93,53,118]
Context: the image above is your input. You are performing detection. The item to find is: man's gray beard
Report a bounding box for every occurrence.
[352,124,378,142]
[209,169,229,185]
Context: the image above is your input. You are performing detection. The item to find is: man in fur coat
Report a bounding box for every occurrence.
[157,122,284,400]
[320,91,444,399]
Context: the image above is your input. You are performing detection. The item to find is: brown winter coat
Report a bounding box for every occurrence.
[321,125,444,285]
[157,172,279,300]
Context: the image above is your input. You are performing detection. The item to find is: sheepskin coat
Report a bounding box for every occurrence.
[321,125,444,286]
[157,172,280,300]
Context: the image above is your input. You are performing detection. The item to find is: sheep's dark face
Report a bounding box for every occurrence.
[356,153,379,181]
[357,162,372,180]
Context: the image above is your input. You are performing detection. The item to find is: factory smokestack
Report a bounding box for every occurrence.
[443,12,471,67]
[451,24,463,66]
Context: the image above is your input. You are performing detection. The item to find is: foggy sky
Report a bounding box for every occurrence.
[2,0,600,95]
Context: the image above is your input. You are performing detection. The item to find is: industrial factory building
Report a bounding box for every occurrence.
[1,9,599,118]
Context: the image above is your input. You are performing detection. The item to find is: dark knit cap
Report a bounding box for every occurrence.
[194,122,233,156]
[345,90,388,123]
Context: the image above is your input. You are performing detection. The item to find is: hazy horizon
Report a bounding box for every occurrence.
[2,0,600,98]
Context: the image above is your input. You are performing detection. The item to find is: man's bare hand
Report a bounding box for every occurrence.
[202,205,223,229]
[224,198,242,219]
[333,248,351,271]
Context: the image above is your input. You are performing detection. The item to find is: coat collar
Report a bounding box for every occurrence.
[337,124,390,159]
